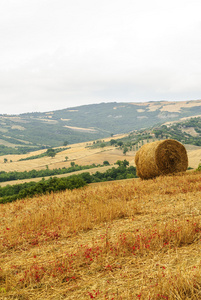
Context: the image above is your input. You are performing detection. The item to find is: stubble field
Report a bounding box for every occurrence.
[0,135,130,173]
[0,139,201,182]
[1,170,201,299]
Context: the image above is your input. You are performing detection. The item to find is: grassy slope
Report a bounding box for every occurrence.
[1,171,201,299]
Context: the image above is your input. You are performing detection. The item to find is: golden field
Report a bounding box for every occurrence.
[0,135,130,173]
[1,170,201,299]
[0,138,201,175]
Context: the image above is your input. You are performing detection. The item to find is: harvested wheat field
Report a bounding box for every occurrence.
[0,143,200,175]
[1,171,201,299]
[0,134,129,173]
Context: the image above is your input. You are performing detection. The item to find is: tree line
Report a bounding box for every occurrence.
[0,163,106,183]
[0,161,137,204]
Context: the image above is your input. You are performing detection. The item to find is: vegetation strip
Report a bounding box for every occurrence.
[0,162,106,183]
[0,162,137,203]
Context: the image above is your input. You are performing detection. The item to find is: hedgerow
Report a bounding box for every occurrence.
[0,164,137,203]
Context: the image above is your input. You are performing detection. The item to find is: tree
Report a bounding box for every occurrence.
[71,162,75,167]
[123,147,128,155]
[46,148,56,158]
[65,156,68,161]
[115,160,122,166]
[117,141,123,147]
[100,143,106,148]
[103,161,110,166]
[122,159,129,167]
[63,141,68,146]
[110,139,117,145]
[80,172,92,183]
[4,158,8,163]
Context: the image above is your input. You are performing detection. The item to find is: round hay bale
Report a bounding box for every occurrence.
[135,139,188,179]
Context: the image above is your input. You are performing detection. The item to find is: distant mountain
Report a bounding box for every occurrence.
[0,99,201,153]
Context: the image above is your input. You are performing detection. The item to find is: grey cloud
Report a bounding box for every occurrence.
[0,0,201,114]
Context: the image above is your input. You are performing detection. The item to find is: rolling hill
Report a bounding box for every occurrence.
[0,133,201,190]
[1,170,201,299]
[1,99,201,153]
[1,102,201,299]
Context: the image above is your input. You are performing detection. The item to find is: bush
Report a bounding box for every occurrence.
[0,175,87,204]
[196,164,201,171]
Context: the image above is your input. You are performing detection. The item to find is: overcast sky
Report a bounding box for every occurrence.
[0,0,201,115]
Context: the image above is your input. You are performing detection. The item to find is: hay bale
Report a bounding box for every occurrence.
[135,139,188,179]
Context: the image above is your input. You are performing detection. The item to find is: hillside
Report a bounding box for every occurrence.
[1,99,201,153]
[0,134,128,172]
[1,133,201,176]
[151,117,201,146]
[1,171,201,299]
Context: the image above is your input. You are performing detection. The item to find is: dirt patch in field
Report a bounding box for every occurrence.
[11,125,25,130]
[160,100,201,113]
[181,127,199,137]
[64,125,97,132]
[0,139,18,148]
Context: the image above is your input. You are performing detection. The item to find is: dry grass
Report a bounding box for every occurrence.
[159,100,201,113]
[0,143,200,174]
[0,131,200,173]
[0,134,129,172]
[1,171,201,299]
[133,99,201,113]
